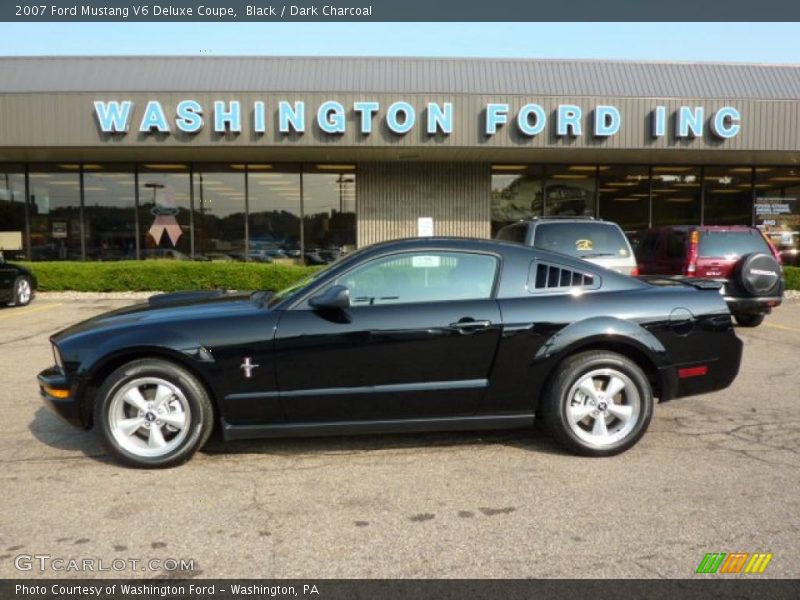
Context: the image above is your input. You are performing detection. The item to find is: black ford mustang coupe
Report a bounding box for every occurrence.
[39,238,742,468]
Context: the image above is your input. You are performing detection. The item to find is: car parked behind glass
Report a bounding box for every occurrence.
[0,251,36,307]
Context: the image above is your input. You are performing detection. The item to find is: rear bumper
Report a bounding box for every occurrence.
[723,295,783,315]
[665,334,744,401]
[37,367,87,429]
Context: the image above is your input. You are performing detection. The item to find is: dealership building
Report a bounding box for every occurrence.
[0,55,799,262]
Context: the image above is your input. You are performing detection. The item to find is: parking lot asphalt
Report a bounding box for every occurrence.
[0,295,798,579]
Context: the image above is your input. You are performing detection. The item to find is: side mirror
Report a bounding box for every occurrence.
[309,285,350,310]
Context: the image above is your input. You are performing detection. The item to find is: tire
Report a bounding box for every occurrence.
[735,253,781,297]
[541,351,654,457]
[734,313,765,328]
[9,276,33,306]
[94,359,214,468]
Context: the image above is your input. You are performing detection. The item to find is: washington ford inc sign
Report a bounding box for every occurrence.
[93,100,742,139]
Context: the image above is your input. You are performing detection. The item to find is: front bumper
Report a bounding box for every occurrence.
[37,366,87,429]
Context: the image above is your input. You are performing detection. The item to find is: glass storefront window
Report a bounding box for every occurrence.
[651,166,701,227]
[544,165,596,217]
[83,165,136,260]
[490,166,544,235]
[703,167,753,226]
[598,166,650,234]
[0,166,26,259]
[753,167,800,266]
[138,165,192,259]
[193,165,246,260]
[29,165,82,260]
[302,167,356,264]
[248,167,302,262]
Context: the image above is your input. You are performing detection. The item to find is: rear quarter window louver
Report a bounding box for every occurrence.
[528,261,600,293]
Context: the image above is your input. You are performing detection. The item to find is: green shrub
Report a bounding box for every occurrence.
[20,261,321,293]
[18,261,800,293]
[784,266,800,291]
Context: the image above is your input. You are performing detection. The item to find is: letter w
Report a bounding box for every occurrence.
[94,101,133,132]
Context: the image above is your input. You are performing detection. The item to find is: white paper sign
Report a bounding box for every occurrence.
[412,255,441,268]
[417,217,434,237]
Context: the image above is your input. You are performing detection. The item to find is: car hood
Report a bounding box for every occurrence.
[4,261,33,276]
[51,290,268,344]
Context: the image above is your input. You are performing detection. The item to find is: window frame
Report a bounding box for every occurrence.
[290,248,503,310]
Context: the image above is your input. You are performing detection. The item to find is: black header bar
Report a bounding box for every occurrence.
[4,0,800,22]
[3,579,800,600]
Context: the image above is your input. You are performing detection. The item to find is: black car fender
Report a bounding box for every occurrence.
[69,327,218,419]
[533,316,673,398]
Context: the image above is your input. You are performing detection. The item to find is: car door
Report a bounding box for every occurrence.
[273,250,503,422]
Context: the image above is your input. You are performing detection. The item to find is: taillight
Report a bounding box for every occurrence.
[759,229,783,265]
[630,266,639,277]
[686,230,699,275]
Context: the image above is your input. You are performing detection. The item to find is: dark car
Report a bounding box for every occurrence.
[0,252,36,307]
[38,238,742,468]
[765,230,799,266]
[635,226,784,327]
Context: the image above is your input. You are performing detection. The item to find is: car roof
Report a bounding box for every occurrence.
[362,236,525,252]
[645,225,758,233]
[505,217,607,226]
[352,236,623,272]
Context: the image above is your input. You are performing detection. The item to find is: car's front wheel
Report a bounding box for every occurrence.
[94,359,214,468]
[9,276,33,306]
[541,351,654,457]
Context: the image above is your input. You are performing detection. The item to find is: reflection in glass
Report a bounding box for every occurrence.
[29,166,82,260]
[302,169,356,264]
[703,167,752,226]
[83,167,136,260]
[248,169,302,262]
[754,167,800,265]
[138,166,192,259]
[0,166,26,259]
[490,166,543,235]
[651,166,701,226]
[193,167,246,260]
[598,166,649,234]
[544,166,596,217]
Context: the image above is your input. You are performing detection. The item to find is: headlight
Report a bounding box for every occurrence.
[52,343,64,370]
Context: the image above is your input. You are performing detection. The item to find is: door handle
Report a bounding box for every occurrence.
[449,319,492,331]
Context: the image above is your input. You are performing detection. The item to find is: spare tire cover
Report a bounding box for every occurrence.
[736,253,781,296]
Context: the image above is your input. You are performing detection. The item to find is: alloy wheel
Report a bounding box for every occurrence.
[565,368,641,448]
[17,279,31,304]
[107,377,191,458]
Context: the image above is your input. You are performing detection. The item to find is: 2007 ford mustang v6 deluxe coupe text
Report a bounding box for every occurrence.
[38,238,742,467]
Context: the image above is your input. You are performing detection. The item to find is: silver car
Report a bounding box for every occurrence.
[496,217,638,276]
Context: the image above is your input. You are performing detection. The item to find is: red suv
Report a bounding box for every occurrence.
[635,226,784,327]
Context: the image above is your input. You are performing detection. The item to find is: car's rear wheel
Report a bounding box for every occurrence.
[734,313,765,328]
[542,351,653,456]
[9,276,33,306]
[94,359,213,468]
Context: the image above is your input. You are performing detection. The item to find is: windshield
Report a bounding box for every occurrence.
[266,247,370,308]
[533,222,632,259]
[267,269,325,308]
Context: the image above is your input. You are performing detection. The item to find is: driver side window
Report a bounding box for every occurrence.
[335,251,498,306]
